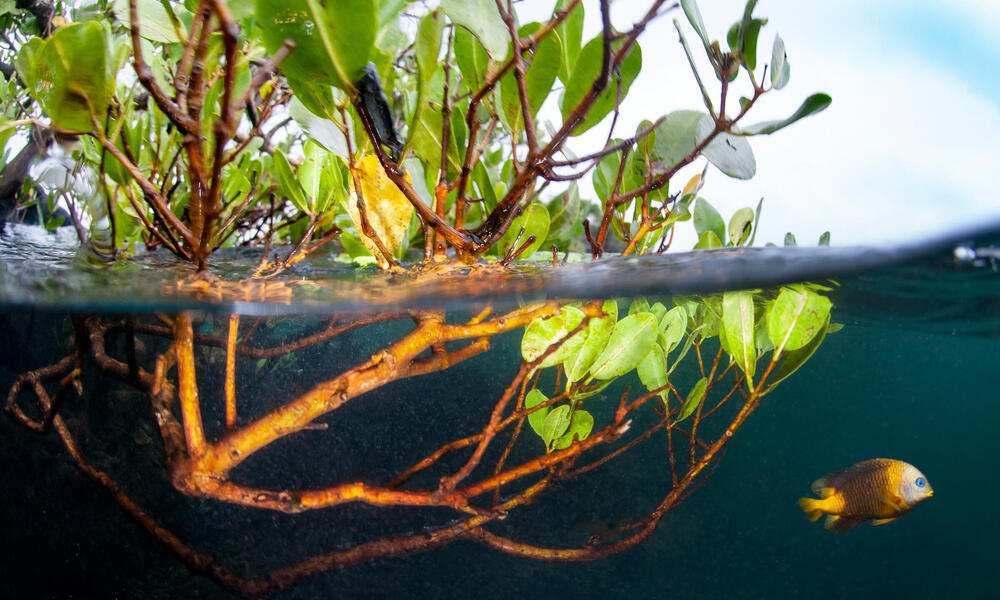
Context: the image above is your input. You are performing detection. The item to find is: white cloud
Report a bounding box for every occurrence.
[517,0,1000,249]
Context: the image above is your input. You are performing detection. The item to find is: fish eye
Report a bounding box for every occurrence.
[915,477,926,487]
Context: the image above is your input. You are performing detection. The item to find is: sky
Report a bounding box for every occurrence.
[516,0,1000,249]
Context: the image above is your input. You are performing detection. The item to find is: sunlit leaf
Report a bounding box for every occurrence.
[406,9,444,154]
[555,0,584,83]
[561,36,642,135]
[818,231,831,246]
[348,155,415,267]
[693,197,725,242]
[442,0,509,62]
[728,207,754,246]
[696,115,756,179]
[742,93,831,135]
[273,149,310,215]
[590,312,657,380]
[651,110,704,170]
[256,0,375,92]
[113,0,190,43]
[770,33,790,89]
[499,23,562,134]
[16,22,115,133]
[497,202,549,259]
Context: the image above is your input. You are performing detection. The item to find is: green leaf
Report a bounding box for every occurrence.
[727,17,766,71]
[498,23,562,134]
[524,388,550,438]
[680,0,711,52]
[742,93,832,135]
[273,149,311,216]
[769,316,829,389]
[521,305,585,368]
[696,115,756,179]
[542,405,572,451]
[564,300,618,385]
[651,109,705,170]
[784,232,797,247]
[288,95,350,158]
[552,409,594,450]
[722,290,756,385]
[453,26,490,91]
[748,197,764,246]
[113,0,190,43]
[298,140,341,215]
[590,312,657,380]
[770,33,790,89]
[256,0,376,92]
[659,306,688,354]
[561,36,642,135]
[555,0,584,83]
[766,286,832,355]
[693,197,725,242]
[497,202,549,259]
[637,344,668,398]
[406,9,444,154]
[676,376,708,422]
[728,207,754,246]
[628,298,651,316]
[818,231,831,246]
[16,22,115,133]
[694,230,723,250]
[442,0,509,62]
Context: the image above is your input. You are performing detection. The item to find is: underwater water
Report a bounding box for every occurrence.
[0,222,998,599]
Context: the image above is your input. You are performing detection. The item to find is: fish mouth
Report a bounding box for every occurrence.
[927,490,934,497]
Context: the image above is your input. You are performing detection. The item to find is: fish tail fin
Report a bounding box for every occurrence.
[824,515,862,534]
[798,497,825,522]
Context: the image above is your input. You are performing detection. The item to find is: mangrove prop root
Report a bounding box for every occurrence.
[6,307,783,595]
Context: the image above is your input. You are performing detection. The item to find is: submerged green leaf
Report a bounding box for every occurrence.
[552,409,594,450]
[676,376,708,422]
[521,305,585,368]
[542,405,572,451]
[769,315,829,389]
[766,286,832,355]
[564,300,618,385]
[589,312,658,380]
[637,344,668,399]
[524,388,550,438]
[722,290,756,385]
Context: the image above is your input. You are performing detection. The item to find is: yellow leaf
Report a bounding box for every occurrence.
[348,155,414,268]
[681,172,704,200]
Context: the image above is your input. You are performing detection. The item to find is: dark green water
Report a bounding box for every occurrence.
[1,223,998,599]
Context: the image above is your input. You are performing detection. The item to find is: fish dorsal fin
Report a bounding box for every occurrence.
[824,514,863,534]
[816,459,892,492]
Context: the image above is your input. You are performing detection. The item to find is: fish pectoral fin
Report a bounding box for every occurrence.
[824,515,863,535]
[878,491,907,511]
[870,517,897,526]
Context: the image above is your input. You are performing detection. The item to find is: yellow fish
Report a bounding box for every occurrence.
[798,458,933,534]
